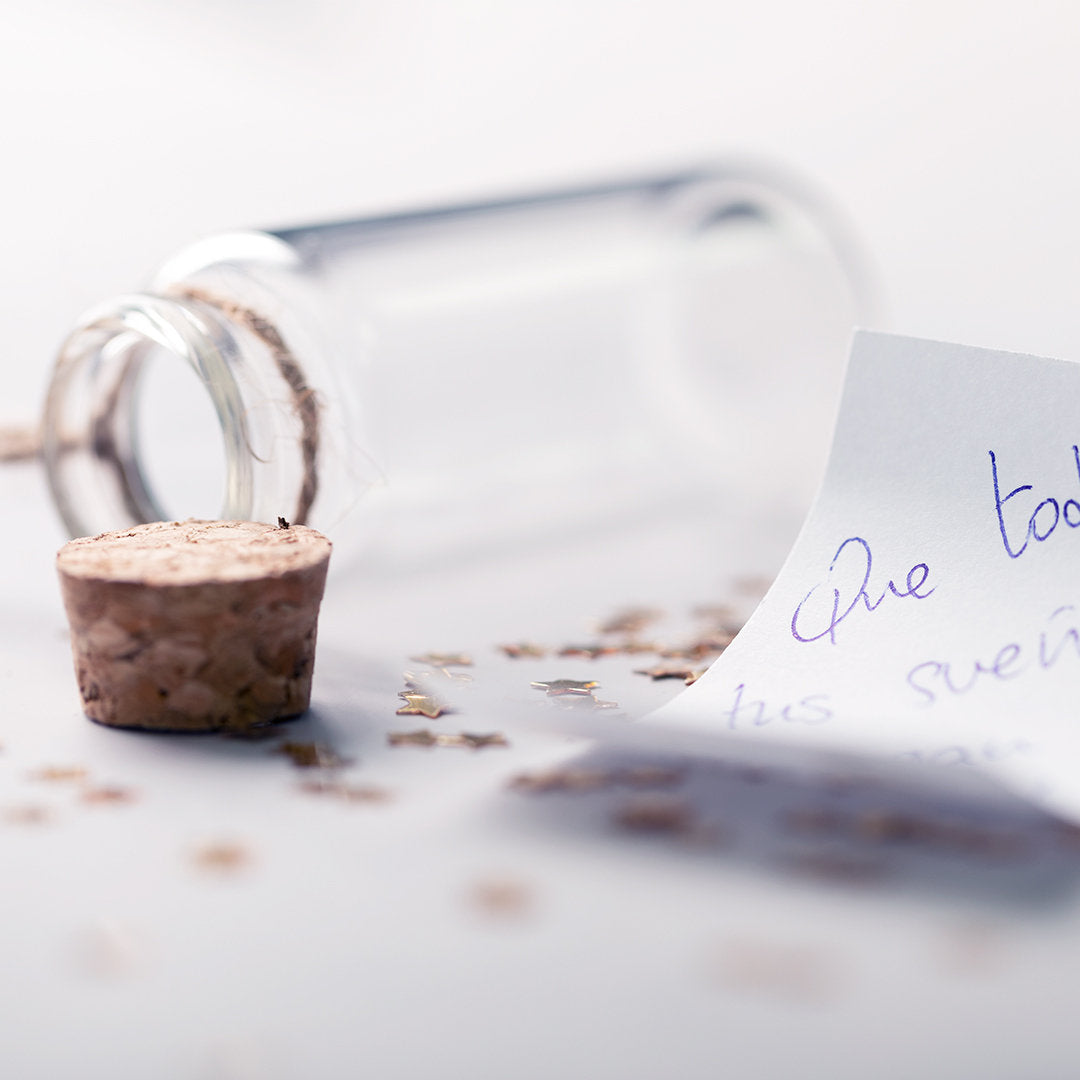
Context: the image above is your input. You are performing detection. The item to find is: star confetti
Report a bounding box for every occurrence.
[28,765,88,782]
[633,664,699,681]
[191,841,251,873]
[529,678,599,696]
[396,691,449,719]
[81,786,137,805]
[388,729,508,749]
[409,652,473,667]
[557,644,618,660]
[298,779,392,803]
[274,741,350,769]
[552,692,620,710]
[404,667,473,687]
[498,642,547,658]
[597,607,663,635]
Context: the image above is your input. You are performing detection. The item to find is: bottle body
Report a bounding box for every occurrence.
[43,167,867,568]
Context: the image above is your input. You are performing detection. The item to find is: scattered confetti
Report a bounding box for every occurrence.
[4,804,51,825]
[274,741,350,769]
[498,642,547,659]
[619,764,686,788]
[633,663,698,681]
[0,424,40,463]
[614,639,661,655]
[613,796,695,834]
[551,691,620,710]
[298,779,392,803]
[191,841,251,873]
[28,765,88,782]
[404,667,473,686]
[530,678,599,696]
[468,877,534,917]
[557,643,618,660]
[597,607,663,635]
[511,763,685,794]
[657,631,737,661]
[409,652,473,667]
[733,574,773,599]
[691,603,736,623]
[396,690,449,719]
[81,786,137,805]
[388,729,508,750]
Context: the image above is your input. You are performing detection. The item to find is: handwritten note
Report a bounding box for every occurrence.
[650,331,1080,820]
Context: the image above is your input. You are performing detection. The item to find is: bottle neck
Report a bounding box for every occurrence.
[42,291,320,538]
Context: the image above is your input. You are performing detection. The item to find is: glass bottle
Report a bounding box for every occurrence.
[41,166,869,571]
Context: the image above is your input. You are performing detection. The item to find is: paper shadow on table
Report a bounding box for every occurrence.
[496,738,1080,909]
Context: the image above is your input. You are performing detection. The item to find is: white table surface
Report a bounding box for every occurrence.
[6,4,1080,1078]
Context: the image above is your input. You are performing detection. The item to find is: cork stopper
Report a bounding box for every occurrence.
[56,520,332,732]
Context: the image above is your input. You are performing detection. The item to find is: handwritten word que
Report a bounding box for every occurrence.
[991,446,1080,559]
[790,537,934,646]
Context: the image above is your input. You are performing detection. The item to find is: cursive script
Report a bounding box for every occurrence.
[790,536,935,646]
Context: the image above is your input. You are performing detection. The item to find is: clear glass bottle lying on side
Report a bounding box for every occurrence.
[42,165,871,570]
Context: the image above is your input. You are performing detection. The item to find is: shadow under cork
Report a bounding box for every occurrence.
[494,741,1080,911]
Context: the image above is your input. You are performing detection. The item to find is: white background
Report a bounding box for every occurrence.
[5,4,1080,1079]
[5,0,1080,427]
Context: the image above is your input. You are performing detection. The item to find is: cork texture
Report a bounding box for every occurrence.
[56,520,332,732]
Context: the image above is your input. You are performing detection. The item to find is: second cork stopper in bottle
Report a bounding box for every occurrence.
[56,519,333,733]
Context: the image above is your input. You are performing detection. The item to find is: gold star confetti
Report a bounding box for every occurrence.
[633,664,698,681]
[28,765,88,782]
[388,729,508,749]
[597,607,663,635]
[457,732,509,749]
[409,652,473,667]
[404,667,473,687]
[0,424,40,463]
[530,678,599,696]
[498,642,547,659]
[468,877,534,917]
[552,692,620,710]
[734,574,773,597]
[618,764,686,788]
[658,632,737,661]
[557,643,618,660]
[191,841,251,873]
[396,691,449,719]
[614,639,661,655]
[388,729,438,747]
[4,804,51,825]
[274,741,350,768]
[510,767,610,793]
[691,602,736,623]
[298,779,392,803]
[511,763,685,793]
[81,786,137,805]
[614,796,694,834]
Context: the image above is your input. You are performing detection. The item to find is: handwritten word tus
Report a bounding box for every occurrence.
[790,537,934,645]
[991,446,1080,559]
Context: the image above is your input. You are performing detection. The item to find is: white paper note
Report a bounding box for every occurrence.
[651,331,1080,820]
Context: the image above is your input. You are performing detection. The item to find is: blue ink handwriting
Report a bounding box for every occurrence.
[991,446,1080,559]
[907,604,1080,706]
[790,537,934,646]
